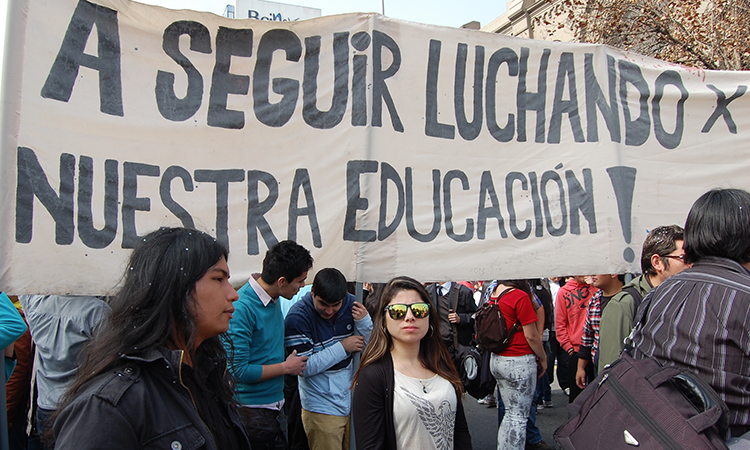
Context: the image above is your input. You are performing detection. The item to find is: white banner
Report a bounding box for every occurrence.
[1,0,749,294]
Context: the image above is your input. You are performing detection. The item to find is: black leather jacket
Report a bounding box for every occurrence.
[53,347,250,450]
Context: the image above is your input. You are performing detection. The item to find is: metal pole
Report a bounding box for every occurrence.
[380,0,385,15]
[349,282,365,450]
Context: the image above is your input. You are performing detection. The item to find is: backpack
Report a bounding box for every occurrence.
[454,344,496,399]
[554,353,730,450]
[473,288,520,354]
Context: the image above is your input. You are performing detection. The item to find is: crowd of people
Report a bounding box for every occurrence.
[2,187,750,450]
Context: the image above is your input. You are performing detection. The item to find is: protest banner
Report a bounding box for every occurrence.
[1,0,749,294]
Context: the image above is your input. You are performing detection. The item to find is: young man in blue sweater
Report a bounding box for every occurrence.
[226,240,313,450]
[284,268,372,450]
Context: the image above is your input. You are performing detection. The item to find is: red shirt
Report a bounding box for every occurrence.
[555,279,599,353]
[490,289,537,356]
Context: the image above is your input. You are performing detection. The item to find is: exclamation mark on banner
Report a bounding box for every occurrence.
[607,166,637,263]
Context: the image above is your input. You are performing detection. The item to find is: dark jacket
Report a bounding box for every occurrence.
[53,347,250,450]
[426,283,477,347]
[352,352,473,450]
[529,279,553,331]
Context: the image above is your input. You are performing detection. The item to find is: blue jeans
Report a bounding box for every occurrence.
[536,342,552,403]
[28,408,54,450]
[535,371,551,404]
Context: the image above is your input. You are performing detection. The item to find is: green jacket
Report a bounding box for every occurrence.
[597,275,651,372]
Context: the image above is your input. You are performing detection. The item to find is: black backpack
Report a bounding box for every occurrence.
[454,344,495,399]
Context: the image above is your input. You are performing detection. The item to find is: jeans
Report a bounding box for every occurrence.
[536,341,552,403]
[498,395,542,445]
[491,353,536,450]
[27,408,54,450]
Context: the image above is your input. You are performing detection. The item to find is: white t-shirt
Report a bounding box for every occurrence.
[393,369,457,450]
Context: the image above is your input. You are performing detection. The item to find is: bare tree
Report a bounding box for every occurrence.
[538,0,750,70]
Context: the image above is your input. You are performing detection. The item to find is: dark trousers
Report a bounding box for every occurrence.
[567,353,594,403]
[284,374,309,450]
[8,408,28,450]
[549,331,570,390]
[238,407,288,450]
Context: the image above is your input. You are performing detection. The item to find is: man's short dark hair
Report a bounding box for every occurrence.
[684,188,750,264]
[260,240,313,285]
[312,268,348,304]
[641,225,685,275]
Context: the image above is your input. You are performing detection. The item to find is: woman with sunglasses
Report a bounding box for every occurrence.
[352,276,472,450]
[482,280,547,450]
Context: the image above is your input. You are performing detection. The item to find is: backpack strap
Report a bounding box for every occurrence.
[622,285,644,313]
[622,289,652,357]
[492,287,514,302]
[507,321,522,343]
[494,287,522,343]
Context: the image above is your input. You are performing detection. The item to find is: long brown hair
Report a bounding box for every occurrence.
[353,276,463,395]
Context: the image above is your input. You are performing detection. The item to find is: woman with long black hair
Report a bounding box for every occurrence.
[51,227,250,450]
[352,276,472,450]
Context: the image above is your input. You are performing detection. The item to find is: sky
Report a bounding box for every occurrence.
[0,0,509,62]
[0,0,507,96]
[128,0,507,28]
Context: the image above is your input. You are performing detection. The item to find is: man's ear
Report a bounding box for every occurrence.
[277,277,288,288]
[651,254,665,273]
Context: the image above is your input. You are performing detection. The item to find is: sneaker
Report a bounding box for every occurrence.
[563,387,570,396]
[536,402,544,411]
[477,396,488,405]
[543,400,554,408]
[526,440,554,450]
[485,394,497,408]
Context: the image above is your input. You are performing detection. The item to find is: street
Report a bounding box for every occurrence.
[464,380,570,449]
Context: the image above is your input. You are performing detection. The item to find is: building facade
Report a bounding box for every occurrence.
[481,0,572,41]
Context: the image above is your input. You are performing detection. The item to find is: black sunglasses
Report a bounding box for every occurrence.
[383,303,430,320]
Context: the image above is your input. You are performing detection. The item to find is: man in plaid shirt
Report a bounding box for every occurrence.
[575,274,624,389]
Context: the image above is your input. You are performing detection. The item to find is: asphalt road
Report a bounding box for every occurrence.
[463,380,570,450]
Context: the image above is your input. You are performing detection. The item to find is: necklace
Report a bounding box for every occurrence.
[396,360,431,393]
[403,370,428,393]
